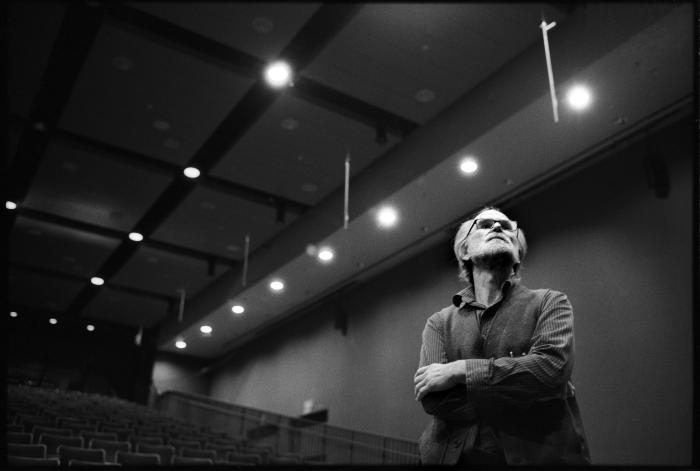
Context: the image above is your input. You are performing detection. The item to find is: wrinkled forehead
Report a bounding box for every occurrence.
[475,209,510,221]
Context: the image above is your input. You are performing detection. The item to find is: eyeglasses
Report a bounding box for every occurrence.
[466,218,518,238]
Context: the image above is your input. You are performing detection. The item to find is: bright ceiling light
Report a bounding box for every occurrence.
[175,339,187,349]
[86,324,95,332]
[318,247,334,263]
[90,277,104,286]
[231,305,245,315]
[377,206,399,228]
[200,325,213,334]
[264,61,293,88]
[459,157,479,175]
[128,232,144,242]
[566,84,592,110]
[269,279,285,292]
[10,311,18,318]
[6,201,17,210]
[49,318,58,325]
[183,167,200,179]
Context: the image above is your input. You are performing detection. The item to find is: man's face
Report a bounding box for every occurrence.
[461,209,520,264]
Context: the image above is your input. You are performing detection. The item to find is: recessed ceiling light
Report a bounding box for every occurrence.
[128,232,143,242]
[200,325,213,334]
[86,324,95,332]
[318,247,334,263]
[183,167,200,179]
[459,157,479,175]
[49,318,58,325]
[6,201,17,210]
[91,277,104,286]
[163,137,181,150]
[415,88,435,103]
[10,311,18,318]
[264,61,293,88]
[269,279,285,292]
[301,183,318,193]
[231,305,245,315]
[377,206,399,228]
[112,55,134,71]
[566,84,592,110]
[252,16,274,34]
[280,117,299,131]
[175,339,187,349]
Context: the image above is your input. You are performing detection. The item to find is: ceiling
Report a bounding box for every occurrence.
[6,2,694,359]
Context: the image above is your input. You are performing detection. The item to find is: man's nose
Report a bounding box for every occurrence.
[491,221,504,231]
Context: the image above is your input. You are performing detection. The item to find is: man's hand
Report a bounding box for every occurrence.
[414,361,466,401]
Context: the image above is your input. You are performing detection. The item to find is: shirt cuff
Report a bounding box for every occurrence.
[464,358,492,395]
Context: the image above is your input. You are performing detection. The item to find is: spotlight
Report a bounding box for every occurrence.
[6,201,17,210]
[183,167,201,179]
[86,324,95,332]
[566,84,592,110]
[269,279,285,292]
[231,305,245,315]
[318,247,334,263]
[175,339,187,349]
[91,277,104,286]
[377,206,399,228]
[128,232,143,242]
[49,318,58,325]
[200,325,213,334]
[459,157,479,175]
[10,311,18,318]
[264,61,293,88]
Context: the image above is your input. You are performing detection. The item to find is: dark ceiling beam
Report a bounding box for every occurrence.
[52,124,311,214]
[7,2,103,220]
[10,262,176,304]
[10,114,311,214]
[15,206,238,267]
[64,1,365,319]
[100,3,416,137]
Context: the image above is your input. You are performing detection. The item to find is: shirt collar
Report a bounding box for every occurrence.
[452,277,515,308]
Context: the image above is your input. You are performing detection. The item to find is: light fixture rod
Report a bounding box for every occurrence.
[540,20,559,123]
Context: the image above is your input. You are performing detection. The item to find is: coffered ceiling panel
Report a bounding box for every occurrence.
[7,1,67,118]
[58,23,255,166]
[9,270,86,312]
[82,289,169,328]
[304,3,565,124]
[151,185,299,260]
[129,2,321,61]
[10,217,120,278]
[211,93,401,206]
[22,140,173,232]
[111,245,229,298]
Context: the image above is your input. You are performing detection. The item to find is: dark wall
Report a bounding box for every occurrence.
[6,311,158,404]
[187,116,692,465]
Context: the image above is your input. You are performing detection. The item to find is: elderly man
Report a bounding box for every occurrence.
[414,207,590,466]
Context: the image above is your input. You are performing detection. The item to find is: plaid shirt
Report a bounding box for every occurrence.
[418,280,590,465]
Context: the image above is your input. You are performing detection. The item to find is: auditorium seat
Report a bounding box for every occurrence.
[68,459,120,467]
[182,447,217,461]
[89,439,131,462]
[58,445,106,467]
[81,431,119,445]
[8,443,47,458]
[169,437,201,451]
[32,426,72,443]
[7,455,60,467]
[137,443,176,465]
[173,456,215,465]
[7,424,25,433]
[39,433,84,456]
[226,451,263,465]
[131,435,164,450]
[19,415,55,433]
[100,425,132,441]
[8,432,33,444]
[115,450,161,466]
